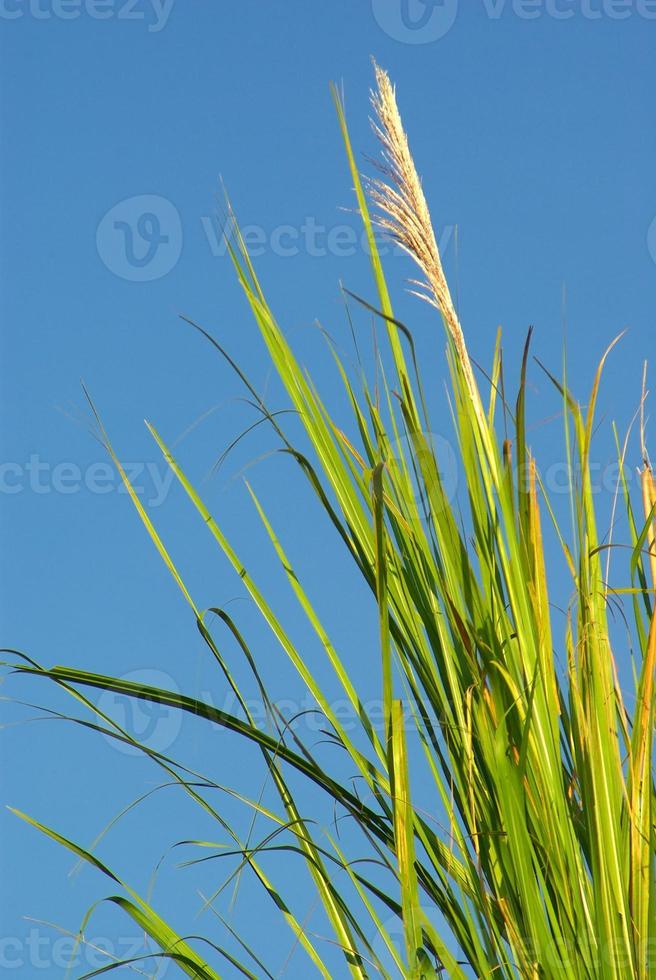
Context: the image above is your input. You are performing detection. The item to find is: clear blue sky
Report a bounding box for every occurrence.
[1,2,655,976]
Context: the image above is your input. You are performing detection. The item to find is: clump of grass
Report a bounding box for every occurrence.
[6,64,655,978]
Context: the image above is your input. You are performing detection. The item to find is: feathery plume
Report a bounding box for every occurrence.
[369,63,483,419]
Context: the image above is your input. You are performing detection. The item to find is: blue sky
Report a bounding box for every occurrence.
[1,2,655,976]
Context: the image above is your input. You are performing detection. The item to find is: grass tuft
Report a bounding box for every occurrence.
[5,65,655,979]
